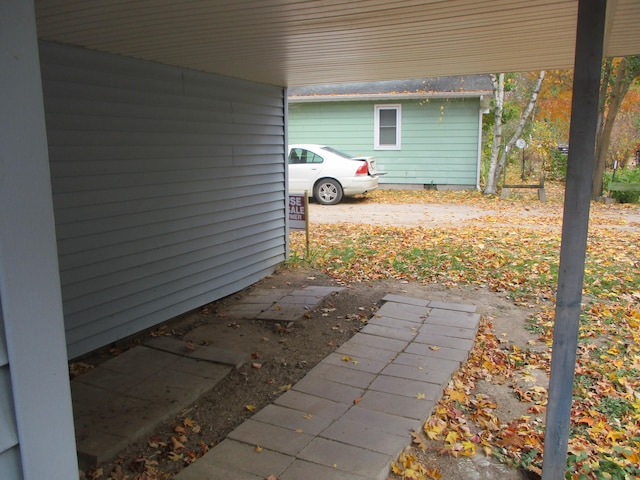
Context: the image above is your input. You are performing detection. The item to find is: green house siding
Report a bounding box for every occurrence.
[288,98,481,187]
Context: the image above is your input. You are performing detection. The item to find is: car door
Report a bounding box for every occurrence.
[288,147,325,194]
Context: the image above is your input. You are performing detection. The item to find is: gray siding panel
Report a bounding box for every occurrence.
[0,366,19,454]
[40,42,287,358]
[0,300,21,479]
[0,447,22,480]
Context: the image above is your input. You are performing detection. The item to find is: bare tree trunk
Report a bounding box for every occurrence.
[484,71,545,194]
[483,74,504,194]
[591,57,634,198]
[594,58,612,155]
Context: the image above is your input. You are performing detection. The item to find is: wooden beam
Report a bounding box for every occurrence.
[541,0,606,478]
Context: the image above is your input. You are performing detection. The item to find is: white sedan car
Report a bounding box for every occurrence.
[288,144,383,205]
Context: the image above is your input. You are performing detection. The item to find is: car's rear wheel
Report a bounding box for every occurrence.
[314,178,343,205]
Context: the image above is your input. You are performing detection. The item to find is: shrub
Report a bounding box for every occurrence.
[547,149,568,181]
[604,167,640,203]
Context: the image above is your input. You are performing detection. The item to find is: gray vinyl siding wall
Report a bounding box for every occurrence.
[288,98,481,186]
[0,300,22,480]
[40,42,287,358]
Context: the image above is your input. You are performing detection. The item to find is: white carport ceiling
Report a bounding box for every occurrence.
[35,0,640,87]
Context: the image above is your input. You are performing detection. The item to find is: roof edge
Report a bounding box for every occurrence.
[289,91,491,103]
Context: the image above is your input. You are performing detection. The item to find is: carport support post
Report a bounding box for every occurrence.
[0,1,79,478]
[541,0,605,478]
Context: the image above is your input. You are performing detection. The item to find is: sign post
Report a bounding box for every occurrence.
[288,191,309,257]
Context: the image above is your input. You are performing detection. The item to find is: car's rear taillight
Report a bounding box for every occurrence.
[355,162,369,175]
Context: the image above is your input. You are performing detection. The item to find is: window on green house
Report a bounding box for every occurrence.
[374,104,401,150]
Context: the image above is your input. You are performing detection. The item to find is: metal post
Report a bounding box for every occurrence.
[304,190,310,258]
[541,0,606,478]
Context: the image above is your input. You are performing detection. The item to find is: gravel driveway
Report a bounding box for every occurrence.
[308,201,496,227]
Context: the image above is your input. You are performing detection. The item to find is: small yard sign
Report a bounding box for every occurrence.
[288,192,309,257]
[288,193,308,230]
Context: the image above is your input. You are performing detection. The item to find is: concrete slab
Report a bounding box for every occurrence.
[175,461,264,480]
[227,419,314,456]
[189,439,294,478]
[335,342,398,363]
[322,352,389,374]
[145,336,249,368]
[293,286,344,297]
[393,351,461,373]
[72,345,231,467]
[224,303,275,316]
[429,300,477,312]
[373,306,427,323]
[413,332,475,350]
[279,459,370,480]
[419,323,478,340]
[306,362,376,389]
[426,308,481,326]
[339,406,423,438]
[368,374,443,399]
[292,375,365,404]
[368,315,423,329]
[405,342,469,362]
[360,323,419,341]
[277,294,324,305]
[256,305,304,322]
[320,418,409,456]
[273,390,350,420]
[381,362,453,386]
[245,288,291,299]
[381,294,430,307]
[297,437,391,480]
[347,333,409,352]
[358,389,436,421]
[376,302,430,318]
[251,404,334,435]
[103,346,176,375]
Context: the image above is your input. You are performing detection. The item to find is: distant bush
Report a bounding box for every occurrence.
[604,168,640,203]
[546,150,568,181]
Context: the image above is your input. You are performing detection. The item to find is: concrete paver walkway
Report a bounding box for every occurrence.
[71,285,345,468]
[175,294,480,480]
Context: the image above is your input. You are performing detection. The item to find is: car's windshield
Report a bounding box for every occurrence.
[320,146,354,159]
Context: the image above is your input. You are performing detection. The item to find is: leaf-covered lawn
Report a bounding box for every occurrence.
[289,187,640,479]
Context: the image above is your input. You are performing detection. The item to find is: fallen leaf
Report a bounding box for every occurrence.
[108,465,128,480]
[411,430,427,450]
[426,467,444,479]
[246,404,257,412]
[167,452,183,462]
[171,436,185,451]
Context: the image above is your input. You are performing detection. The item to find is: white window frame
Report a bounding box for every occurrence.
[374,104,402,150]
